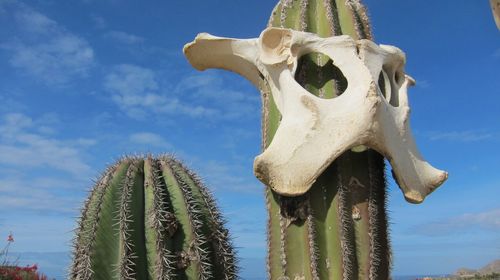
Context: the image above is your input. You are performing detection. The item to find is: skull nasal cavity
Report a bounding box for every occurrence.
[294,52,348,99]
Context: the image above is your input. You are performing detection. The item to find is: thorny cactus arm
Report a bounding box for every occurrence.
[70,155,237,280]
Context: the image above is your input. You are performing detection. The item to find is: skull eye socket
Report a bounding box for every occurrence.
[294,52,348,99]
[378,70,391,102]
[378,66,404,107]
[394,71,403,85]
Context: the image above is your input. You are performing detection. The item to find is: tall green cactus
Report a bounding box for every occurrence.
[263,1,391,279]
[70,155,237,280]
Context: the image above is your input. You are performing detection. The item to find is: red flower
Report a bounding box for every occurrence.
[7,232,14,242]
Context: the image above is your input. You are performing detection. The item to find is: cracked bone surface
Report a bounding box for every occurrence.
[184,27,447,203]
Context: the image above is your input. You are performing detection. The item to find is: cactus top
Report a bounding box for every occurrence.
[71,155,237,280]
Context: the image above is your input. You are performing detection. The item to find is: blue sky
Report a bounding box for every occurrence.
[0,0,498,279]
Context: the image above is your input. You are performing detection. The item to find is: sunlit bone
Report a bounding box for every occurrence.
[184,27,447,203]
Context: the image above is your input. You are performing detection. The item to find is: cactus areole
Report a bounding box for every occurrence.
[185,0,447,279]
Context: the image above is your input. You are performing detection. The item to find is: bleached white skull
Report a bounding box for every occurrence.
[184,27,447,203]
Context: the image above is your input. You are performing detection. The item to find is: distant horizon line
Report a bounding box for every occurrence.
[5,250,465,278]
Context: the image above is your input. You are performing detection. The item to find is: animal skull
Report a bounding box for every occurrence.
[184,27,447,203]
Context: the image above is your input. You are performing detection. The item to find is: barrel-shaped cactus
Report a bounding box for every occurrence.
[70,155,237,280]
[263,1,390,279]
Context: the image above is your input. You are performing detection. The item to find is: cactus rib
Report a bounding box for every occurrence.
[263,1,391,279]
[70,155,238,280]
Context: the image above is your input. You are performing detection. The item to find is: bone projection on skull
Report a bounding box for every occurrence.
[184,27,447,204]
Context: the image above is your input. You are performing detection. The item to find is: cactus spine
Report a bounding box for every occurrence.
[70,155,237,280]
[263,1,390,279]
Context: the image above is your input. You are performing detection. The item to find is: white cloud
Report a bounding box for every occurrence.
[427,130,494,142]
[0,172,87,214]
[1,2,95,86]
[0,112,96,213]
[0,112,32,133]
[176,73,261,121]
[0,185,80,214]
[129,132,172,148]
[105,64,158,98]
[176,72,219,91]
[103,64,260,121]
[104,64,216,119]
[13,4,57,34]
[105,30,144,44]
[0,95,27,114]
[0,113,93,177]
[416,79,430,89]
[411,208,500,236]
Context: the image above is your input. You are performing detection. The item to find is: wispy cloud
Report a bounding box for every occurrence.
[0,1,95,86]
[409,208,500,236]
[426,130,495,142]
[0,181,81,214]
[416,79,430,89]
[129,132,172,149]
[103,64,217,119]
[0,172,84,214]
[175,73,261,121]
[0,112,95,213]
[104,30,144,45]
[0,113,94,177]
[103,63,260,121]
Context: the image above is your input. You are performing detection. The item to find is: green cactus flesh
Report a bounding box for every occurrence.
[263,1,390,279]
[70,155,237,280]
